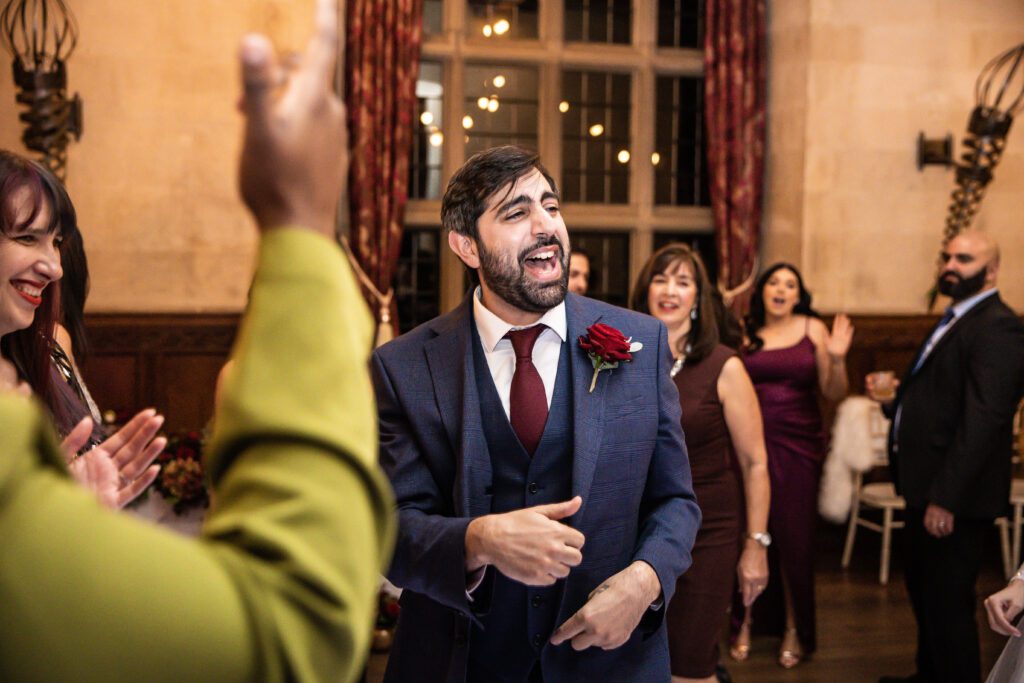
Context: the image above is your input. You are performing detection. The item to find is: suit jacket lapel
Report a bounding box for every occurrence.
[424,297,493,518]
[566,294,607,524]
[910,294,998,378]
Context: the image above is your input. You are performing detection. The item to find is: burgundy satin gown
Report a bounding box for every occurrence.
[738,335,824,655]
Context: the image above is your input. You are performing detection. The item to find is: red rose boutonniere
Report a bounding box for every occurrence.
[578,323,644,393]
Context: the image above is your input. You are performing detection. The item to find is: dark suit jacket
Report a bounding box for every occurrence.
[886,292,1024,519]
[372,292,700,682]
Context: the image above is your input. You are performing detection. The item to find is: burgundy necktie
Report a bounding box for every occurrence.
[507,325,548,456]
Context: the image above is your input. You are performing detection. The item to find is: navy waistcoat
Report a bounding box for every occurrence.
[466,325,574,682]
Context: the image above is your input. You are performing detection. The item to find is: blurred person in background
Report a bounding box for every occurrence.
[732,262,853,668]
[568,247,590,295]
[871,231,1024,683]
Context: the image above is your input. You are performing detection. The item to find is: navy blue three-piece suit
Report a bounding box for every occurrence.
[372,292,701,682]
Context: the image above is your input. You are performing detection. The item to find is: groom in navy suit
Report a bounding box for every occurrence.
[372,145,700,682]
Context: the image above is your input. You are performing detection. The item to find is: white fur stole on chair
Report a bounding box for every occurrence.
[819,396,888,523]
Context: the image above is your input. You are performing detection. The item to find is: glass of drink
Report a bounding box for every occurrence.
[868,370,896,401]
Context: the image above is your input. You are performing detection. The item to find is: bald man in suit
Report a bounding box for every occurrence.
[871,231,1024,683]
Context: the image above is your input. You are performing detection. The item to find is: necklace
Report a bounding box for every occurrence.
[669,343,692,378]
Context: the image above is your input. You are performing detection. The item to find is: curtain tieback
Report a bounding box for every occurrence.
[340,236,395,348]
[718,256,759,306]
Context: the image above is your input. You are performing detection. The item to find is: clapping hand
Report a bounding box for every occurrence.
[63,409,166,509]
[825,313,854,360]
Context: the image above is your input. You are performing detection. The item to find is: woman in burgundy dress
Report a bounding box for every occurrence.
[633,243,771,683]
[731,262,853,668]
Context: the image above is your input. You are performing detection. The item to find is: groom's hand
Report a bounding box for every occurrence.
[465,496,584,586]
[550,561,661,651]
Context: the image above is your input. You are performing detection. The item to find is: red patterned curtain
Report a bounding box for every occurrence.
[345,0,424,343]
[705,0,766,311]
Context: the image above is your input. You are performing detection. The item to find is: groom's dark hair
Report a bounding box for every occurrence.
[441,145,557,240]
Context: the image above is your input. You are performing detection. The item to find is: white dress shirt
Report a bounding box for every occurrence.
[472,287,567,418]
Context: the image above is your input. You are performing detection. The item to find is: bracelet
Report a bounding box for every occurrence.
[1010,568,1024,585]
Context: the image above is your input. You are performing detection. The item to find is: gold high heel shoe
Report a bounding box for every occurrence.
[729,621,751,662]
[778,628,802,669]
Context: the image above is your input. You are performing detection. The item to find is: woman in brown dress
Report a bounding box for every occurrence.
[632,243,771,683]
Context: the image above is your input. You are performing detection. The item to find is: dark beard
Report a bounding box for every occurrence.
[937,267,987,301]
[477,235,568,314]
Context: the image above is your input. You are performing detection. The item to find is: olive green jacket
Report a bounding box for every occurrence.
[0,228,395,682]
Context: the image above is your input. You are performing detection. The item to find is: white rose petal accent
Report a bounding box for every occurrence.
[629,341,643,353]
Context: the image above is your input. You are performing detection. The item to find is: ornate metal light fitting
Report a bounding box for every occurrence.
[0,0,82,180]
[943,42,1024,242]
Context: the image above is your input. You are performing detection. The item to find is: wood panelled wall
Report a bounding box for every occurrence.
[80,314,240,433]
[78,313,948,434]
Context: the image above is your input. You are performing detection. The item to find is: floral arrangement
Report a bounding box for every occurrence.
[372,589,401,652]
[153,431,210,515]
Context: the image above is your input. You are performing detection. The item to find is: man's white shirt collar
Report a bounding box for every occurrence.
[472,286,568,349]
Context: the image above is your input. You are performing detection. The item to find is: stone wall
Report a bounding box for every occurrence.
[764,0,1024,313]
[0,0,316,312]
[2,1,1023,314]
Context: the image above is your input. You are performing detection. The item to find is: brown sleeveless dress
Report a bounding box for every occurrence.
[666,344,744,677]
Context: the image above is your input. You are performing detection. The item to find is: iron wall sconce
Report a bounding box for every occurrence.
[943,43,1024,241]
[0,0,82,180]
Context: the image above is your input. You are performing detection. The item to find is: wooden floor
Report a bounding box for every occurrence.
[366,522,1012,682]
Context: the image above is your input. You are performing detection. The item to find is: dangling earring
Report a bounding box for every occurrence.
[690,304,698,321]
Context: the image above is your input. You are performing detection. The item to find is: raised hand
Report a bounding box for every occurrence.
[465,496,585,586]
[985,580,1024,637]
[825,313,854,359]
[550,561,661,651]
[238,0,347,236]
[63,410,166,509]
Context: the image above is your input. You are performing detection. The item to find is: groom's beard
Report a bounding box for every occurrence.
[937,266,987,301]
[477,235,569,314]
